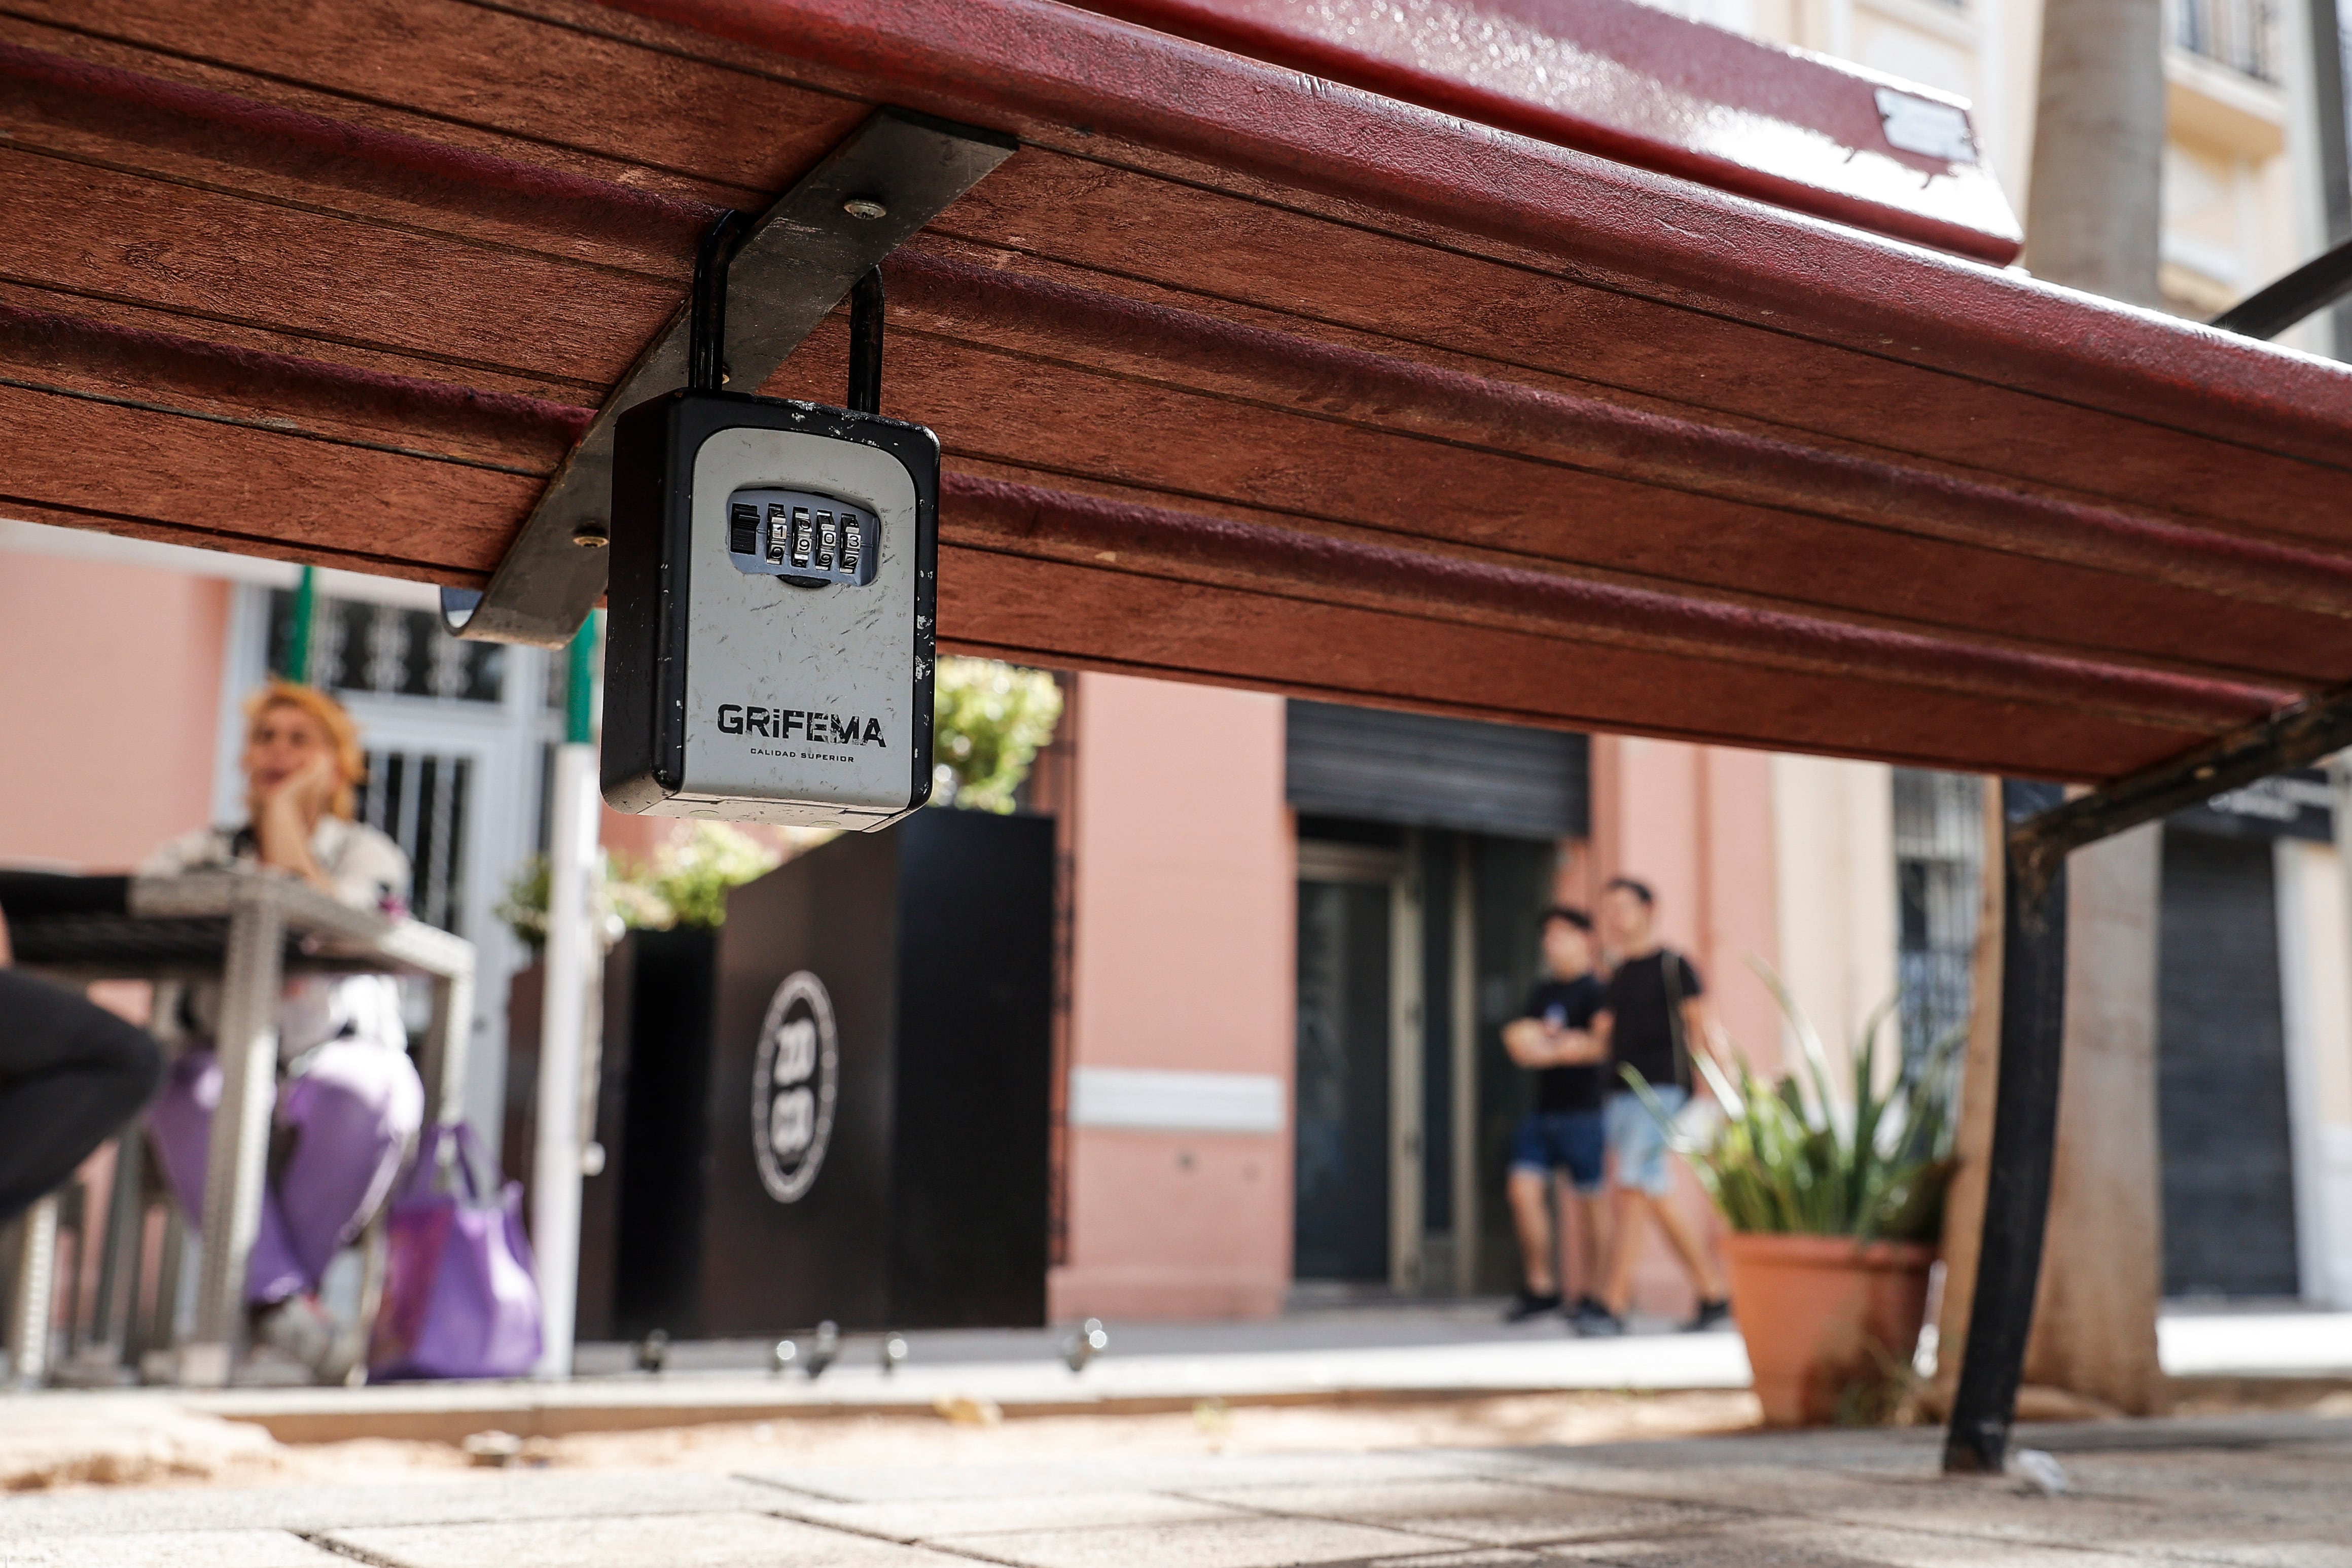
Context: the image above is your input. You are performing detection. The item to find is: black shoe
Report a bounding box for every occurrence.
[1565,1295,1610,1329]
[1683,1297,1731,1332]
[1576,1305,1626,1337]
[1504,1290,1563,1323]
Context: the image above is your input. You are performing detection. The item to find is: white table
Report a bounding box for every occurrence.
[6,870,474,1386]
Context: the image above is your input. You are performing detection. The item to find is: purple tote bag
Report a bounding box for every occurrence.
[368,1122,543,1381]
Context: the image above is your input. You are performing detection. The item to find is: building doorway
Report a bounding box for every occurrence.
[1284,700,1586,1299]
[1291,823,1558,1296]
[1293,837,1406,1285]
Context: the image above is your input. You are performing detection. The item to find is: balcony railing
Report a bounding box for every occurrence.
[2173,0,2279,83]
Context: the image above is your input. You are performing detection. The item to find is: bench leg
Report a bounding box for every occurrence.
[1944,779,2070,1474]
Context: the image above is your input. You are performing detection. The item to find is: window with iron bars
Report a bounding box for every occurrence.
[2172,0,2279,82]
[264,590,493,935]
[352,750,472,935]
[1894,769,1984,1064]
[266,591,505,707]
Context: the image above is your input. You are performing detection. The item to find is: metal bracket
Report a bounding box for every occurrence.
[2207,234,2352,341]
[442,108,1015,646]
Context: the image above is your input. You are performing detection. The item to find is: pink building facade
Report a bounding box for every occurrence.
[19,523,2348,1327]
[1043,674,1818,1324]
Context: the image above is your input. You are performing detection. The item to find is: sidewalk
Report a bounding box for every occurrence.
[3,1409,2347,1566]
[119,1300,2352,1444]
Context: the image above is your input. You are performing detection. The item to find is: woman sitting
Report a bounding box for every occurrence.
[142,682,422,1382]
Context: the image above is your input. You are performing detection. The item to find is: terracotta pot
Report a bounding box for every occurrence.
[1723,1232,1935,1427]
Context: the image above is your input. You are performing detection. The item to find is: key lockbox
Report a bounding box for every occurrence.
[601,229,938,830]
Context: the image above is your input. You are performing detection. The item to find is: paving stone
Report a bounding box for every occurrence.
[2046,1444,2352,1505]
[0,1528,347,1566]
[0,1470,781,1538]
[325,1509,977,1567]
[1814,1490,2352,1567]
[1175,1476,1735,1546]
[1459,1430,1945,1480]
[1531,1517,2191,1568]
[922,1513,1455,1567]
[770,1486,1258,1540]
[1445,1459,1920,1519]
[744,1450,1472,1503]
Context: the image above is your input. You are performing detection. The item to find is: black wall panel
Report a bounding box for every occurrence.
[2157,828,2302,1299]
[1287,701,1586,840]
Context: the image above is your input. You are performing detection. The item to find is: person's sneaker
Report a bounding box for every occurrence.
[1565,1295,1612,1330]
[254,1294,361,1384]
[1682,1297,1733,1333]
[1575,1305,1627,1337]
[1503,1290,1563,1323]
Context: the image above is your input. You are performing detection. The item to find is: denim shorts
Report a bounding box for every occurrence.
[1605,1085,1686,1196]
[1509,1109,1606,1193]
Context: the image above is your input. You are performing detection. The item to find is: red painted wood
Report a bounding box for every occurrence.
[873,251,2352,622]
[0,42,719,268]
[1,0,2347,785]
[933,550,2217,779]
[7,0,866,198]
[936,474,2286,730]
[0,10,772,208]
[763,308,2352,689]
[0,148,673,395]
[612,0,2352,465]
[0,278,588,404]
[923,154,2352,549]
[0,384,530,576]
[0,302,590,471]
[1077,0,2022,263]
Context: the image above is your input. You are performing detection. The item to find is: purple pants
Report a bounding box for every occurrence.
[147,1042,424,1305]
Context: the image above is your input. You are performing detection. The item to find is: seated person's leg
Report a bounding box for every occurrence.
[269,1039,425,1295]
[145,1049,221,1224]
[0,972,164,1225]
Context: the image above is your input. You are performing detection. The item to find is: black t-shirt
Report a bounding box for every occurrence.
[1520,974,1608,1113]
[1603,950,1704,1092]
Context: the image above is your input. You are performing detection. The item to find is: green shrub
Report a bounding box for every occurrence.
[496,822,787,947]
[931,658,1062,813]
[1628,958,1961,1243]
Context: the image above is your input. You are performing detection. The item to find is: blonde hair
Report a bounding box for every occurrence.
[243,681,365,821]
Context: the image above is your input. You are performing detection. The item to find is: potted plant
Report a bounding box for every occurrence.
[1631,962,1961,1427]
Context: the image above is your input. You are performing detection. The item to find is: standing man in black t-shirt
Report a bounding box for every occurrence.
[1584,877,1731,1335]
[1499,907,1611,1324]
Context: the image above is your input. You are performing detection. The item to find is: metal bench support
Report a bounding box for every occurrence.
[1943,690,2352,1472]
[1942,244,2352,1474]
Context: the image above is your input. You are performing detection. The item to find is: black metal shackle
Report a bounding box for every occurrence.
[689,209,885,416]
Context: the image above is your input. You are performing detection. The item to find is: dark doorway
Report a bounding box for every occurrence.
[1294,874,1394,1280]
[2157,828,2301,1298]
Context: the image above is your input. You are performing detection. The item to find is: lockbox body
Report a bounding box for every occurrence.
[603,389,938,828]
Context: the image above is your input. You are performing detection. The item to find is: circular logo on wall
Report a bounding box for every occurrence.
[751,971,838,1203]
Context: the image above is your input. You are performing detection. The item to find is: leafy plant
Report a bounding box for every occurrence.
[649,821,788,928]
[1627,957,1962,1242]
[496,822,792,947]
[932,658,1062,813]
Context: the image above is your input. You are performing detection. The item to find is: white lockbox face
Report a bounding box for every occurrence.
[663,426,923,828]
